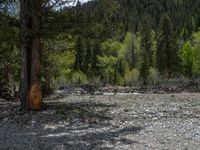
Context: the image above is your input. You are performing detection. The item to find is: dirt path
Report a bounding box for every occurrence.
[0,93,200,150]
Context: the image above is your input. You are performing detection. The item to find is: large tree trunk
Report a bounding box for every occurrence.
[20,0,42,110]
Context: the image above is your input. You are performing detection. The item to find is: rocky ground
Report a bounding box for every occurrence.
[0,92,200,150]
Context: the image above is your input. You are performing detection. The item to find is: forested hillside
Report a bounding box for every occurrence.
[52,0,200,86]
[1,0,200,107]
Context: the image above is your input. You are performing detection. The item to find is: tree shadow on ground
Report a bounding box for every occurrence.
[0,98,143,150]
[39,125,142,150]
[33,100,143,150]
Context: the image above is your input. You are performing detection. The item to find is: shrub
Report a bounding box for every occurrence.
[148,67,159,85]
[124,69,140,86]
[88,76,102,86]
[71,71,88,85]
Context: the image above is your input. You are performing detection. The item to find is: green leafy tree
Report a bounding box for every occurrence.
[123,32,136,69]
[139,16,153,85]
[192,31,200,75]
[98,39,121,84]
[179,41,195,77]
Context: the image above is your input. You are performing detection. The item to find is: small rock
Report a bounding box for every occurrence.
[31,120,36,127]
[95,91,104,95]
[3,118,9,122]
[171,94,175,98]
[152,117,158,121]
[124,109,129,112]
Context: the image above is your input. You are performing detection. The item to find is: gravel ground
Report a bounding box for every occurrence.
[0,93,200,150]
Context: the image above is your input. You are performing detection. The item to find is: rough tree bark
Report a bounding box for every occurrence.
[20,0,42,110]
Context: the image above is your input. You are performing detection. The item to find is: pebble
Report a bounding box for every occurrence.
[3,118,8,122]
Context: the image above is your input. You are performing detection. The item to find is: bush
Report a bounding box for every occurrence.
[124,69,140,86]
[88,76,102,86]
[148,67,159,85]
[71,71,88,85]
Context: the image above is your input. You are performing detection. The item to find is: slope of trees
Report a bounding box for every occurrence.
[1,0,200,109]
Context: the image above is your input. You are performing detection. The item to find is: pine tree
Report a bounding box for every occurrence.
[139,16,153,85]
[74,36,85,71]
[91,41,100,75]
[83,39,92,74]
[156,14,181,77]
[20,0,42,110]
[118,60,125,76]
